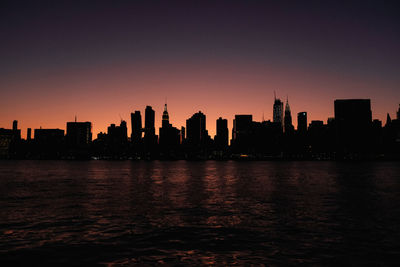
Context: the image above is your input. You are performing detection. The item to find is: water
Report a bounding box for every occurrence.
[0,161,399,265]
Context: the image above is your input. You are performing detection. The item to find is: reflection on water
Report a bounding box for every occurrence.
[0,161,399,265]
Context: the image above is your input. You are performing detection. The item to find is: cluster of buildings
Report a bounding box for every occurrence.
[1,98,399,160]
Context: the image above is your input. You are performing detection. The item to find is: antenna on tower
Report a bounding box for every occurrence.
[262,111,265,122]
[274,90,276,100]
[75,115,77,122]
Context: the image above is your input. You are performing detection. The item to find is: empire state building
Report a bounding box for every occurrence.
[162,103,170,128]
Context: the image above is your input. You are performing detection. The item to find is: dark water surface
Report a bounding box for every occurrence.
[0,161,399,265]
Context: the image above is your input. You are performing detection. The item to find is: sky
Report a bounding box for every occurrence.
[1,0,399,139]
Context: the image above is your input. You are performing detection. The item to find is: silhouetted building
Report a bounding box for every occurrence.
[273,96,284,130]
[144,106,157,155]
[215,117,228,149]
[284,97,294,134]
[145,106,155,136]
[131,111,142,143]
[232,115,253,152]
[27,128,32,141]
[180,126,185,144]
[0,121,22,158]
[385,113,392,127]
[159,103,180,155]
[371,119,383,153]
[11,120,21,140]
[334,99,372,154]
[397,104,400,120]
[34,128,64,142]
[97,132,107,141]
[306,120,332,155]
[107,120,128,144]
[33,129,65,158]
[297,112,307,133]
[233,115,252,141]
[309,120,324,128]
[0,129,16,158]
[66,121,92,148]
[162,103,169,128]
[186,111,207,146]
[383,106,400,156]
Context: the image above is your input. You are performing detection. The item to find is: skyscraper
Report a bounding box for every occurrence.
[145,106,155,137]
[12,120,18,131]
[297,112,307,133]
[273,95,283,129]
[107,120,128,144]
[159,103,180,151]
[186,111,207,146]
[397,104,400,120]
[284,97,294,133]
[162,103,170,128]
[232,115,253,141]
[215,117,228,149]
[66,121,92,148]
[144,106,157,154]
[231,114,253,152]
[130,111,142,143]
[27,128,32,141]
[11,120,21,140]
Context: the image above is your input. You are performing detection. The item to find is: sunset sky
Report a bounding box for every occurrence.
[1,1,399,139]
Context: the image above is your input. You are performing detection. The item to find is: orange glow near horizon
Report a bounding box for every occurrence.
[1,60,399,140]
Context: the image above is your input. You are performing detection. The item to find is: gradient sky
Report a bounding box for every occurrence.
[1,0,399,139]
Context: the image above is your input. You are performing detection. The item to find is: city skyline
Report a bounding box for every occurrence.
[2,97,399,160]
[1,97,400,140]
[1,2,400,265]
[1,1,399,139]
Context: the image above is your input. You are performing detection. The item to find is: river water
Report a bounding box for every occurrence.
[0,161,399,265]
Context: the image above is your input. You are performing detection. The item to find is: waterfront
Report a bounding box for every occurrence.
[1,161,399,265]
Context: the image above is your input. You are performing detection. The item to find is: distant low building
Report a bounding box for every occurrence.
[0,121,21,158]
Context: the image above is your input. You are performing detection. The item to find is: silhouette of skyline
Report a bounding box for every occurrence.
[1,1,399,139]
[1,98,399,160]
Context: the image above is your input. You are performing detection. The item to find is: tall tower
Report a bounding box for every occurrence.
[27,128,32,141]
[162,103,170,128]
[186,111,207,146]
[215,117,228,149]
[12,120,18,131]
[145,106,155,136]
[273,93,283,129]
[284,97,293,133]
[297,112,307,133]
[397,104,400,120]
[131,111,142,143]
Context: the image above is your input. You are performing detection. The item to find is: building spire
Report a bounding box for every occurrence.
[285,95,290,112]
[386,113,392,126]
[162,98,169,127]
